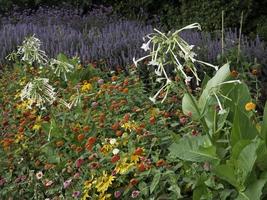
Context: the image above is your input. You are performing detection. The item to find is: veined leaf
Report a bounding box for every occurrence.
[182,93,200,120]
[214,164,240,189]
[236,171,267,200]
[198,63,230,112]
[168,135,220,164]
[231,107,258,146]
[261,103,267,146]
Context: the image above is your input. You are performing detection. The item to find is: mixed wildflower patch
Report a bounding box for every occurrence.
[1,26,267,200]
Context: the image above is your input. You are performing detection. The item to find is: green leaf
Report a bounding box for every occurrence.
[182,93,200,120]
[261,103,267,146]
[214,139,261,190]
[231,107,258,146]
[236,172,267,200]
[168,136,220,164]
[193,186,207,200]
[214,164,240,189]
[198,63,230,112]
[56,53,68,62]
[236,139,261,183]
[200,73,210,89]
[150,172,161,194]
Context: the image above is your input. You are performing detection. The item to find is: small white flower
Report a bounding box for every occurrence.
[148,60,159,66]
[109,138,117,145]
[112,148,120,155]
[218,109,227,115]
[36,171,43,180]
[149,96,156,104]
[141,40,151,51]
[185,76,193,85]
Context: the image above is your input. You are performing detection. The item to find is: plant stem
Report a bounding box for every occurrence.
[237,11,243,65]
[221,10,225,57]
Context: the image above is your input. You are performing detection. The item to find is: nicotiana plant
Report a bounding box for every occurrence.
[7,36,86,111]
[133,23,219,103]
[50,55,75,81]
[6,35,48,65]
[20,78,56,109]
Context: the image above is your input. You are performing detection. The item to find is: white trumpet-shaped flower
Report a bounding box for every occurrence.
[50,59,74,81]
[141,39,152,52]
[16,35,48,65]
[134,23,219,103]
[20,78,56,109]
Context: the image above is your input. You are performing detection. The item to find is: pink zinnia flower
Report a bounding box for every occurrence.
[76,158,84,168]
[114,191,121,198]
[131,190,140,198]
[63,179,72,189]
[44,180,53,187]
[72,191,81,198]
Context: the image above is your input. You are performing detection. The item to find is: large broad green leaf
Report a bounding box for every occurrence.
[182,93,201,120]
[214,139,262,191]
[261,103,267,146]
[231,107,258,146]
[214,163,240,189]
[193,186,211,200]
[236,139,262,183]
[198,63,231,112]
[236,171,267,200]
[168,135,220,164]
[223,82,251,120]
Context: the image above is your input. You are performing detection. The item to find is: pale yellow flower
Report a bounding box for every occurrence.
[121,121,138,132]
[115,158,134,174]
[95,171,115,194]
[81,81,92,92]
[32,124,41,131]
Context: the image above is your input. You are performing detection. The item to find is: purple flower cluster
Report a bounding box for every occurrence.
[180,29,267,65]
[0,5,266,70]
[0,6,152,69]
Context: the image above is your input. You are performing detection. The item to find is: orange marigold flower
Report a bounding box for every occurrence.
[245,102,256,111]
[111,76,118,82]
[87,137,96,145]
[75,146,83,153]
[111,154,120,163]
[252,69,258,76]
[130,178,139,186]
[134,147,143,156]
[77,134,85,142]
[122,88,129,94]
[230,70,239,78]
[56,140,64,147]
[83,126,90,132]
[156,159,166,167]
[116,130,123,137]
[149,116,156,125]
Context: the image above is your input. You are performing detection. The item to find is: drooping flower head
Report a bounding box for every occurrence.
[11,35,48,65]
[134,23,218,103]
[50,58,74,81]
[20,78,56,109]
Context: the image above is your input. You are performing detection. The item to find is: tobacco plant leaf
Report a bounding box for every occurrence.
[168,135,220,164]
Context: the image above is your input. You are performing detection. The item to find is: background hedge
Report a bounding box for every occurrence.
[1,0,267,40]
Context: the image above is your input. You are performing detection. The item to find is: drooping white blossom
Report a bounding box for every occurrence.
[20,78,56,109]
